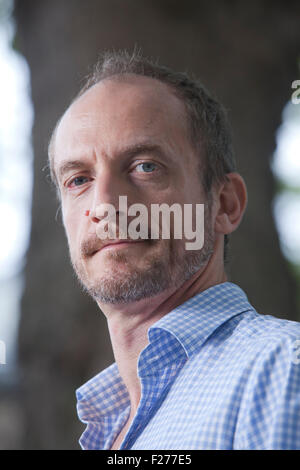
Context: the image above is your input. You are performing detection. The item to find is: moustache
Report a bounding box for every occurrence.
[80,228,155,258]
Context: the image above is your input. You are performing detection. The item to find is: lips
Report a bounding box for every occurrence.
[91,239,145,255]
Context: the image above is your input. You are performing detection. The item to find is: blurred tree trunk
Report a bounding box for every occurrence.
[13,0,300,449]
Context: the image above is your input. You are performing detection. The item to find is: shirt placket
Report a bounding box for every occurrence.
[119,340,187,450]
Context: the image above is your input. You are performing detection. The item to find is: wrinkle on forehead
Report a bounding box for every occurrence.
[67,74,188,128]
[53,74,195,174]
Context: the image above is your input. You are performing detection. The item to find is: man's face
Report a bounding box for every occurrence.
[53,75,215,304]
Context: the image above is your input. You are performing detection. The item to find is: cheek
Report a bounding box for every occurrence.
[62,206,82,253]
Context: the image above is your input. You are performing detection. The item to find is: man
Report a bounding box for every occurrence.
[48,50,300,450]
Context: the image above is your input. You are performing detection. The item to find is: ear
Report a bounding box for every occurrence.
[214,173,248,235]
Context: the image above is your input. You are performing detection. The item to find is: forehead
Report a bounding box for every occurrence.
[53,75,191,168]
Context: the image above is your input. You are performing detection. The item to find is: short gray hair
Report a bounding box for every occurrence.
[48,48,237,263]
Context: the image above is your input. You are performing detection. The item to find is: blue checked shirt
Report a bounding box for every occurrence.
[76,282,300,450]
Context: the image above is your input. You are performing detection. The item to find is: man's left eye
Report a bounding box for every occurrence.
[135,162,157,173]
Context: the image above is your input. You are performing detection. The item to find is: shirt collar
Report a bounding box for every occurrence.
[147,281,252,359]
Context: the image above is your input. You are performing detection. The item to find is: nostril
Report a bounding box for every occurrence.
[85,209,100,222]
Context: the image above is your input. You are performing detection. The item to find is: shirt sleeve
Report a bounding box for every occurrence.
[234,334,300,450]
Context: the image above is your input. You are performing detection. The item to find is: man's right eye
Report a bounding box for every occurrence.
[66,176,91,188]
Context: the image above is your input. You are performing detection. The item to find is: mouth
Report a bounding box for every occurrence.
[91,239,146,255]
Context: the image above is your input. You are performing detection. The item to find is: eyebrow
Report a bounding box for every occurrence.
[119,142,171,164]
[57,160,89,184]
[56,142,171,183]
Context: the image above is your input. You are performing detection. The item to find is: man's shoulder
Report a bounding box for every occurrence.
[181,281,300,357]
[221,307,300,369]
[215,281,300,345]
[236,308,300,343]
[230,311,300,449]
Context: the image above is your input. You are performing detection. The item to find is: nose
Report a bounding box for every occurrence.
[86,168,124,224]
[85,210,102,225]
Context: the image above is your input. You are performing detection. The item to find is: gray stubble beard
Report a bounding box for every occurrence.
[69,213,215,304]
